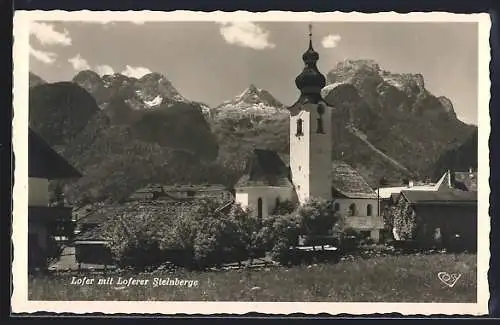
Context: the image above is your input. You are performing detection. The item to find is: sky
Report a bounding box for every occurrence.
[29,20,478,125]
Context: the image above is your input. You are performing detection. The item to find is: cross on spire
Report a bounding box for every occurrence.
[308,23,313,41]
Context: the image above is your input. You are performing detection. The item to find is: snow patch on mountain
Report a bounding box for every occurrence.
[144,95,163,108]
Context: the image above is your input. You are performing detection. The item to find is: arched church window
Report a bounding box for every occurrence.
[275,197,281,207]
[367,204,373,216]
[316,118,324,134]
[257,198,263,219]
[349,203,356,216]
[296,118,304,136]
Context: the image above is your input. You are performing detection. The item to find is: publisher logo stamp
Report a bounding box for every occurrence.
[438,272,462,288]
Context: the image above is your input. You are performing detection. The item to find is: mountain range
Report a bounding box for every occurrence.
[28,59,477,205]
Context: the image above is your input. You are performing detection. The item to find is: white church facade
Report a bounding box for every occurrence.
[234,26,384,241]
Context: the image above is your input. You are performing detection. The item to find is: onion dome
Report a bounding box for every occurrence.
[294,24,326,100]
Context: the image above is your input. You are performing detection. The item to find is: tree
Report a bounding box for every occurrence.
[391,198,417,241]
[271,199,297,216]
[295,197,340,237]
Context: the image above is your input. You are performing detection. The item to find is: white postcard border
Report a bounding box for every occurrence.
[12,10,492,316]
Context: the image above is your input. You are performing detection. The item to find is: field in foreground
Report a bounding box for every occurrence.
[29,253,477,302]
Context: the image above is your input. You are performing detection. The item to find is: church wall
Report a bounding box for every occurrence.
[289,103,333,204]
[234,192,249,208]
[308,103,333,201]
[289,110,310,204]
[235,186,294,218]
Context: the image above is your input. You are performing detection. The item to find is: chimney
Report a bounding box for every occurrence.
[447,170,452,188]
[408,180,414,188]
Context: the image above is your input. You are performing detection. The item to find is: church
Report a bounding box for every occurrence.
[234,26,384,241]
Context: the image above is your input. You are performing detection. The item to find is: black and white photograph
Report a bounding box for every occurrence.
[12,11,490,315]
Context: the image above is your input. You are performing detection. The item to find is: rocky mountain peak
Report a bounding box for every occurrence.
[134,72,186,104]
[211,85,286,120]
[70,70,192,111]
[233,84,284,108]
[72,70,104,94]
[325,59,459,120]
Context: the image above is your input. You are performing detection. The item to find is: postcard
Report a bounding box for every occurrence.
[12,10,491,315]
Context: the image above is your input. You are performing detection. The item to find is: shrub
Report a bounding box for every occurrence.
[166,199,258,269]
[271,199,297,215]
[263,198,345,265]
[265,213,302,264]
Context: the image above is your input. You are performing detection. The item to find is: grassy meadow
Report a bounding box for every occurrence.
[29,252,477,302]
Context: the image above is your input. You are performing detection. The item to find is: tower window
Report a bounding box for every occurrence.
[367,204,373,216]
[257,198,263,219]
[296,118,304,136]
[334,202,340,212]
[316,117,324,134]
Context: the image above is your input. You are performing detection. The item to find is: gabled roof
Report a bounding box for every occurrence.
[331,160,377,199]
[29,128,82,179]
[235,149,292,188]
[401,189,477,205]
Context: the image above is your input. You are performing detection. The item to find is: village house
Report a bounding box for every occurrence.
[234,26,382,241]
[331,161,384,242]
[375,172,449,213]
[392,189,477,251]
[28,128,81,271]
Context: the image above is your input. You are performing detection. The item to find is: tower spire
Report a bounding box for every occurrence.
[294,23,326,103]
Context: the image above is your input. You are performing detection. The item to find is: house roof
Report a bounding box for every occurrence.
[375,172,448,199]
[128,183,231,201]
[74,200,196,241]
[29,128,82,179]
[74,198,235,242]
[235,149,293,188]
[453,171,478,192]
[331,160,377,199]
[401,189,477,205]
[376,184,439,199]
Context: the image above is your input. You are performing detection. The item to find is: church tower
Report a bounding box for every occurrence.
[289,25,333,205]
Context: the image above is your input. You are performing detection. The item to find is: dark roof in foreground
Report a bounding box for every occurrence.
[331,160,377,199]
[235,149,292,188]
[74,199,234,242]
[401,189,477,205]
[29,128,82,179]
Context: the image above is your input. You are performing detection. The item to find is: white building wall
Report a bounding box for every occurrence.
[290,103,333,204]
[334,198,379,218]
[235,186,294,218]
[289,110,310,204]
[28,177,50,207]
[308,103,333,201]
[333,197,384,242]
